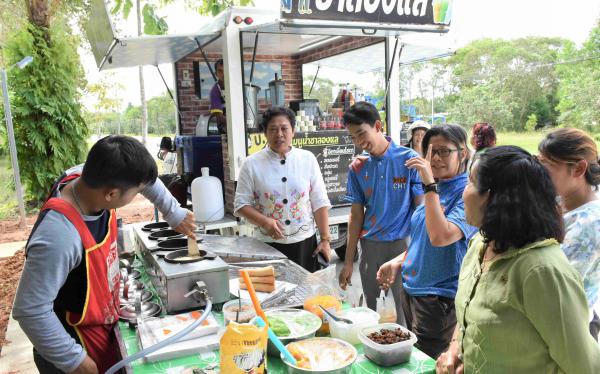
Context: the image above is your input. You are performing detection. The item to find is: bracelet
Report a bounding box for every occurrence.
[320,235,331,242]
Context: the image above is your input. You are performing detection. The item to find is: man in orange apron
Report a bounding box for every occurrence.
[13,136,196,373]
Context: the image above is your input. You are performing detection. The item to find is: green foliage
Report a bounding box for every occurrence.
[555,21,600,132]
[4,20,88,204]
[441,37,566,131]
[111,0,134,19]
[193,0,255,17]
[525,113,538,132]
[86,93,176,136]
[142,4,168,35]
[447,83,515,130]
[303,75,334,107]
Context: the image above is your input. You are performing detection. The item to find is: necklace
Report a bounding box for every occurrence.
[71,180,86,215]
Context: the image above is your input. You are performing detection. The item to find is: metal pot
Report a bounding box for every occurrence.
[244,83,261,130]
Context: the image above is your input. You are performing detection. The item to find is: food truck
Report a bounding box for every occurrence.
[86,0,455,372]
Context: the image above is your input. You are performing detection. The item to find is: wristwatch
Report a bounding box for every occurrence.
[320,234,331,242]
[423,182,439,194]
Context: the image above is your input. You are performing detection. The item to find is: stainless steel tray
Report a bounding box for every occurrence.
[228,259,343,309]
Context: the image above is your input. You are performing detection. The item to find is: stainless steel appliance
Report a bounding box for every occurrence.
[132,223,287,313]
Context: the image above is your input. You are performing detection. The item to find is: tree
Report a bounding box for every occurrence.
[555,21,600,132]
[303,75,334,109]
[4,11,89,203]
[442,37,567,131]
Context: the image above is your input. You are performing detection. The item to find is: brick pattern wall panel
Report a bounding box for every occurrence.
[175,37,382,135]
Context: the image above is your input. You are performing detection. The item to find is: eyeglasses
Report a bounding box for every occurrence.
[431,148,461,158]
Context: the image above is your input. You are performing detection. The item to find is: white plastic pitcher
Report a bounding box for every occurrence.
[191,167,224,222]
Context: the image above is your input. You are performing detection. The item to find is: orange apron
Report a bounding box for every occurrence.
[40,174,122,373]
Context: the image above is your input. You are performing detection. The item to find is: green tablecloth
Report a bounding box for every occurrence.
[118,259,435,373]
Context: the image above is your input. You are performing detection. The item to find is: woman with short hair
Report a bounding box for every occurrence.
[234,107,332,272]
[538,128,600,340]
[436,146,600,374]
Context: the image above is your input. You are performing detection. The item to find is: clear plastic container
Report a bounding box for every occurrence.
[223,299,256,325]
[329,307,380,345]
[358,323,418,367]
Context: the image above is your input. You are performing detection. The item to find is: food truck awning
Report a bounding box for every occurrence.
[86,1,454,71]
[85,0,226,70]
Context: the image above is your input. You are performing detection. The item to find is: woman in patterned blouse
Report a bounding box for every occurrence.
[538,128,600,340]
[234,107,332,272]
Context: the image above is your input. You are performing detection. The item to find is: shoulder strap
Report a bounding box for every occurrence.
[41,198,97,248]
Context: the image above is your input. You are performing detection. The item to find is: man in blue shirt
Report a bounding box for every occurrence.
[339,102,423,323]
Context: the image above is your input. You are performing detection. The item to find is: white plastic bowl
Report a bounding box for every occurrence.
[328,307,380,345]
[358,323,418,367]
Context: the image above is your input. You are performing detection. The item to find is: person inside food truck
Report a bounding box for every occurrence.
[12,135,196,374]
[209,58,227,132]
[338,101,424,325]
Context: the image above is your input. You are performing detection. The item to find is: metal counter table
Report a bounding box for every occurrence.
[116,267,435,374]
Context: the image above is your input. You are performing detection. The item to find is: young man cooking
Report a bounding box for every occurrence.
[12,136,196,374]
[338,102,423,325]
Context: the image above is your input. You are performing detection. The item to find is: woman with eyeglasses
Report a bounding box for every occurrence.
[234,107,332,272]
[538,128,600,340]
[436,146,600,374]
[377,124,477,358]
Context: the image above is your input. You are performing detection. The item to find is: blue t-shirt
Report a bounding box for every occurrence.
[402,172,478,298]
[345,141,423,241]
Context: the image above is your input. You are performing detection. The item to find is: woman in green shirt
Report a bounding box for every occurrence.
[437,146,600,374]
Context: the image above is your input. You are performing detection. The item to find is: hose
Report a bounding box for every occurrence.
[105,298,213,374]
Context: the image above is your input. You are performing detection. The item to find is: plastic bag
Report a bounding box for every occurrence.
[344,285,364,308]
[376,289,397,323]
[220,322,268,374]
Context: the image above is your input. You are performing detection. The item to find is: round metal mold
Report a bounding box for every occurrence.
[163,249,217,264]
[156,238,203,251]
[148,229,184,241]
[120,289,153,305]
[119,301,161,322]
[141,222,169,232]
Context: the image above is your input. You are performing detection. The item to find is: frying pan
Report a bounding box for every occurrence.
[141,222,169,232]
[155,238,203,251]
[163,249,217,264]
[148,229,183,241]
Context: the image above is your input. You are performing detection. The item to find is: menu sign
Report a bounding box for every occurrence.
[247,131,358,206]
[280,0,452,26]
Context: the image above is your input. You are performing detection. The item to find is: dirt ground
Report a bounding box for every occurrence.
[0,194,156,351]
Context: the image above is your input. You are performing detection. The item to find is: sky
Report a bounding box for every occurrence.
[81,0,600,111]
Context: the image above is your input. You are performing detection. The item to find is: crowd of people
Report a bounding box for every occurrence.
[12,99,600,373]
[233,101,600,372]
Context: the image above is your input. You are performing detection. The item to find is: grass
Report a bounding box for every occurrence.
[0,156,18,220]
[494,131,600,154]
[495,132,547,154]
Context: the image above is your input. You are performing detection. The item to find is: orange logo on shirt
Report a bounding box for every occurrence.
[392,176,407,190]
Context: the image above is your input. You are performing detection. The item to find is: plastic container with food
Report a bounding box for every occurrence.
[251,308,322,356]
[223,299,256,325]
[358,323,418,367]
[281,337,357,373]
[329,307,380,345]
[303,295,341,333]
